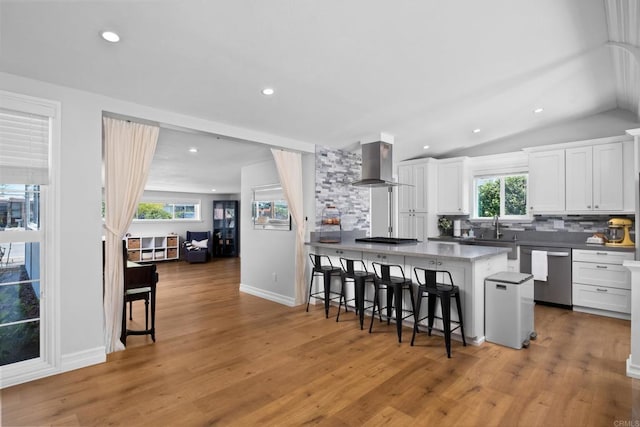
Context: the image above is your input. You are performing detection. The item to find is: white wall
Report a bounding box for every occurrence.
[239,160,297,304]
[239,153,316,305]
[0,71,314,379]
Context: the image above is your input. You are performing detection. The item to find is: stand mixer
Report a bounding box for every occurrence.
[605,218,634,247]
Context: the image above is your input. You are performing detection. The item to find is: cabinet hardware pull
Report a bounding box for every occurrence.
[587,205,591,208]
[595,205,599,209]
[596,288,608,292]
[596,252,608,255]
[596,265,608,269]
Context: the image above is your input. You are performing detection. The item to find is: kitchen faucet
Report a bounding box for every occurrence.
[494,214,502,239]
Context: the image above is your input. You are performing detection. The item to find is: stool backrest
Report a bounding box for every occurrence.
[339,257,368,275]
[372,262,406,282]
[308,253,334,271]
[413,267,454,291]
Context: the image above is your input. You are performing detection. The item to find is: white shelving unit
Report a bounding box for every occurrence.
[126,235,179,262]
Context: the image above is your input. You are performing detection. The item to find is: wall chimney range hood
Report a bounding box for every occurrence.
[351,136,398,187]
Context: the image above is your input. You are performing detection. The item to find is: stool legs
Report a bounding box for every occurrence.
[455,292,466,347]
[370,283,415,343]
[414,290,466,358]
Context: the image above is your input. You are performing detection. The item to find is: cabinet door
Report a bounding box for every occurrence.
[528,149,565,213]
[398,165,414,212]
[593,143,623,211]
[565,146,592,212]
[397,212,415,239]
[413,163,429,212]
[573,283,630,314]
[437,161,467,214]
[572,261,630,290]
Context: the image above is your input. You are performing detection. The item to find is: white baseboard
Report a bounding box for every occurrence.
[0,346,105,389]
[61,346,106,373]
[239,283,297,307]
[627,355,640,379]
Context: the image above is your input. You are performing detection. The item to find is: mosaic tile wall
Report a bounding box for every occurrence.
[315,145,370,231]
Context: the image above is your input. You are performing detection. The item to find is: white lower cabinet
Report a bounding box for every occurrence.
[572,249,634,319]
[572,283,631,314]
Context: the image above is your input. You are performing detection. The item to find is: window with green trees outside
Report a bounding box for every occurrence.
[474,174,528,219]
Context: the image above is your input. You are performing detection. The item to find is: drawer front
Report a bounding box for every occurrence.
[572,261,630,289]
[572,249,634,265]
[572,283,631,314]
[316,248,362,268]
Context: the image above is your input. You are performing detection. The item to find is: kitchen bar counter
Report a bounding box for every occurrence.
[306,238,509,345]
[307,238,512,262]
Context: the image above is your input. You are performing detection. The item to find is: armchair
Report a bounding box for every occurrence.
[184,231,212,263]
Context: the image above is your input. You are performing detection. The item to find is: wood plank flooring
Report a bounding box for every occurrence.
[2,258,639,426]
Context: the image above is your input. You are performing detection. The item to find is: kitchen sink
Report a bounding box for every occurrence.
[458,238,518,259]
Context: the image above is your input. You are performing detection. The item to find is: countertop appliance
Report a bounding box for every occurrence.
[485,272,536,349]
[605,218,634,247]
[520,245,572,307]
[354,237,418,244]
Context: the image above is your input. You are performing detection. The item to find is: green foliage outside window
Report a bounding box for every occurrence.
[476,174,527,218]
[136,203,172,220]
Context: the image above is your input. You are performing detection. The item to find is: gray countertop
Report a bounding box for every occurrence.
[429,235,635,252]
[306,239,510,262]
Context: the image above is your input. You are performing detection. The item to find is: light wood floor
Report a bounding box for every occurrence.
[2,258,639,426]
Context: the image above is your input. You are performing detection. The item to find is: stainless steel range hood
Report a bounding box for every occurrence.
[351,140,398,187]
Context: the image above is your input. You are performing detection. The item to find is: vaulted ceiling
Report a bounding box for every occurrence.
[1,0,638,193]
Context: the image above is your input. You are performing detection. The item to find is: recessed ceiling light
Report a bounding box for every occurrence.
[101,31,120,43]
[189,148,198,153]
[423,145,430,150]
[472,128,481,134]
[211,189,217,192]
[533,107,544,114]
[261,88,275,96]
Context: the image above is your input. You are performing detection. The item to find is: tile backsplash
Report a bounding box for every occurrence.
[441,214,635,235]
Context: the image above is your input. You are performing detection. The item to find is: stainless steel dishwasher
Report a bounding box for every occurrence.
[520,246,572,307]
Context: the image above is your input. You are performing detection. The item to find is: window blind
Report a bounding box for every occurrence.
[0,107,50,184]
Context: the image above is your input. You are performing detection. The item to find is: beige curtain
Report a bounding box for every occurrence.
[271,149,306,305]
[103,117,159,353]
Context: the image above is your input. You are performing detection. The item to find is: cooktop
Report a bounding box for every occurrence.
[354,237,419,245]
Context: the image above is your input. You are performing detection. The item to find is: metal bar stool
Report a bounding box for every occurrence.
[338,257,378,329]
[307,253,345,318]
[411,267,466,358]
[369,262,416,343]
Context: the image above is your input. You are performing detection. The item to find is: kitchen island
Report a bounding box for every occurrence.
[306,238,510,344]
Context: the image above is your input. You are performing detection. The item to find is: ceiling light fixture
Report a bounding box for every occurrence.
[423,145,430,150]
[472,128,481,134]
[261,88,275,96]
[211,189,217,192]
[101,31,120,43]
[533,107,544,114]
[189,148,198,153]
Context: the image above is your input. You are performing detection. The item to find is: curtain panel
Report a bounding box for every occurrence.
[271,149,306,305]
[103,117,158,353]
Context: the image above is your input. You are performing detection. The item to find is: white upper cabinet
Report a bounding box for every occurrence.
[592,143,623,212]
[527,136,633,215]
[528,149,565,214]
[565,146,593,212]
[397,159,435,240]
[566,142,623,213]
[437,158,469,215]
[398,162,429,213]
